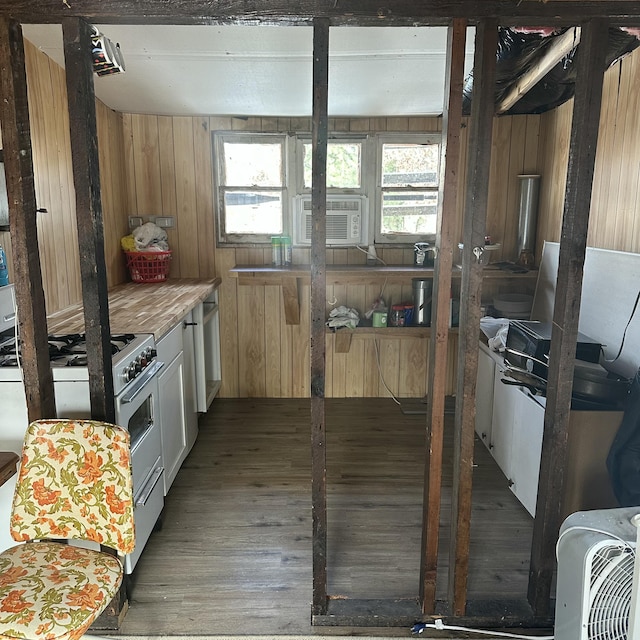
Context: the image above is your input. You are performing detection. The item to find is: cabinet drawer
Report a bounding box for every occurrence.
[157,322,183,364]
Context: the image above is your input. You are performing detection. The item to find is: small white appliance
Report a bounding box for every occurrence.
[555,507,640,640]
[293,194,368,246]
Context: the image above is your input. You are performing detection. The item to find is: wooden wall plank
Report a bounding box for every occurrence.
[173,116,200,278]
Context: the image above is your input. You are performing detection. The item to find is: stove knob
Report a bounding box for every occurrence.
[121,366,130,383]
[149,347,157,358]
[134,357,143,373]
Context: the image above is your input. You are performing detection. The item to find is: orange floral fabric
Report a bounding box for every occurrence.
[0,541,122,640]
[0,420,136,640]
[10,419,135,555]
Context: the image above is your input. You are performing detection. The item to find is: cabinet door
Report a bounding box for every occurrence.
[510,390,545,516]
[490,365,519,480]
[158,353,188,494]
[475,346,496,447]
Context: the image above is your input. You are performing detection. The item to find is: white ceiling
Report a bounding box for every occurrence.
[22,24,475,118]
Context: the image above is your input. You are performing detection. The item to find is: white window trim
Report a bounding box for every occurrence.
[213,132,289,245]
[374,133,442,245]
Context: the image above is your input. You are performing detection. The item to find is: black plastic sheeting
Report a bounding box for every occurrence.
[462,27,640,116]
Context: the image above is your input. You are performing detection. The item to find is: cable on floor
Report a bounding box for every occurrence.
[412,620,554,639]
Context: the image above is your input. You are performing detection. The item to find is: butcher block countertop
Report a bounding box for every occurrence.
[47,278,221,339]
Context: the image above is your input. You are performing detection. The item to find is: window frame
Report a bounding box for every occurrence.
[213,132,289,245]
[374,133,442,245]
[213,130,443,248]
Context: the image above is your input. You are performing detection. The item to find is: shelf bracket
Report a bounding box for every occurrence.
[282,276,300,325]
[333,330,353,353]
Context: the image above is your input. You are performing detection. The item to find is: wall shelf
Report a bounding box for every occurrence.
[230,264,538,326]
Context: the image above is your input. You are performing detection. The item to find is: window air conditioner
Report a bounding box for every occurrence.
[293,195,368,246]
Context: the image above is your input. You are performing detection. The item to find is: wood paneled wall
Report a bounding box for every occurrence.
[0,39,129,313]
[12,42,640,399]
[123,114,541,398]
[537,47,640,256]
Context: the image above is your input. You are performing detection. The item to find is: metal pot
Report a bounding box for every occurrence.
[503,347,631,406]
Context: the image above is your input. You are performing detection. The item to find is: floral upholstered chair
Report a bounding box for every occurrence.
[0,419,135,640]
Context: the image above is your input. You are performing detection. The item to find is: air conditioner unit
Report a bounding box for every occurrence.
[555,507,640,640]
[293,195,368,246]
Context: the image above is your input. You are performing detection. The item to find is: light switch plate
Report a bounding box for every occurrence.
[154,216,175,228]
[128,216,143,229]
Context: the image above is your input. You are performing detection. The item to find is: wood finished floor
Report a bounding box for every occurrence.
[118,398,533,635]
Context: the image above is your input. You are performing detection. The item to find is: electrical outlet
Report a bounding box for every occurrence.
[154,216,175,229]
[128,216,143,229]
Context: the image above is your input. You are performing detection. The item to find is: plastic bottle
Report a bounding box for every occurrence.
[282,235,292,266]
[0,245,8,287]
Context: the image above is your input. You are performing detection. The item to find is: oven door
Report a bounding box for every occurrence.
[115,361,165,574]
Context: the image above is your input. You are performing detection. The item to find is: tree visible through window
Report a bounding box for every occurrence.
[380,141,440,237]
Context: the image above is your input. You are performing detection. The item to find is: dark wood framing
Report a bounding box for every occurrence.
[528,18,610,617]
[62,17,115,424]
[0,17,55,422]
[310,17,329,618]
[1,0,635,630]
[449,18,498,617]
[420,18,466,614]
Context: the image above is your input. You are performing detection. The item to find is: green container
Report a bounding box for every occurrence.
[372,310,387,328]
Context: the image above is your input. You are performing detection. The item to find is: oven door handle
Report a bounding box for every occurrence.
[120,360,164,404]
[135,463,164,507]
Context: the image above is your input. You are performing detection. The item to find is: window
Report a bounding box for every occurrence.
[301,140,362,190]
[376,135,441,242]
[214,134,287,243]
[213,131,442,247]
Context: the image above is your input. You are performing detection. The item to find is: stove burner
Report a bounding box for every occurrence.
[0,332,143,367]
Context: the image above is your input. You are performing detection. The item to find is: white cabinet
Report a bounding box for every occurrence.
[509,391,545,516]
[475,343,497,447]
[193,290,221,412]
[157,324,189,494]
[490,364,520,480]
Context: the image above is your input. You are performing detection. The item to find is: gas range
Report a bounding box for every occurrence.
[0,330,158,395]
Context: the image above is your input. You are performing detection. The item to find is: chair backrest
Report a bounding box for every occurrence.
[10,419,135,555]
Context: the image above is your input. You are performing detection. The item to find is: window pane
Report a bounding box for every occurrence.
[303,142,361,188]
[381,143,439,187]
[381,191,437,235]
[224,190,283,234]
[223,142,282,187]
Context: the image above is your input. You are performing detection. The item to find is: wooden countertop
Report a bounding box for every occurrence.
[47,278,221,339]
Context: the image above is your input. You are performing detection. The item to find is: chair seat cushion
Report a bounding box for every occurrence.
[0,541,123,640]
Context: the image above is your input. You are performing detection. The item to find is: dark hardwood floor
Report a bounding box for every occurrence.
[118,398,533,635]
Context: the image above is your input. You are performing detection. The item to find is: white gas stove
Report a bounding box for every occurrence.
[0,284,165,573]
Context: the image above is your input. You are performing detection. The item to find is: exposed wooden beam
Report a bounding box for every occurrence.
[448,17,498,617]
[420,17,466,614]
[497,27,582,114]
[1,1,640,25]
[0,17,56,422]
[310,15,329,618]
[62,17,115,423]
[528,17,609,617]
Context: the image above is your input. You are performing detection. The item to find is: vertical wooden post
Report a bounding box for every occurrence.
[310,16,329,618]
[420,17,466,613]
[528,18,609,616]
[0,18,56,422]
[62,18,115,423]
[448,18,497,617]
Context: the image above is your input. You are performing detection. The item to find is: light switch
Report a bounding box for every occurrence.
[155,217,175,228]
